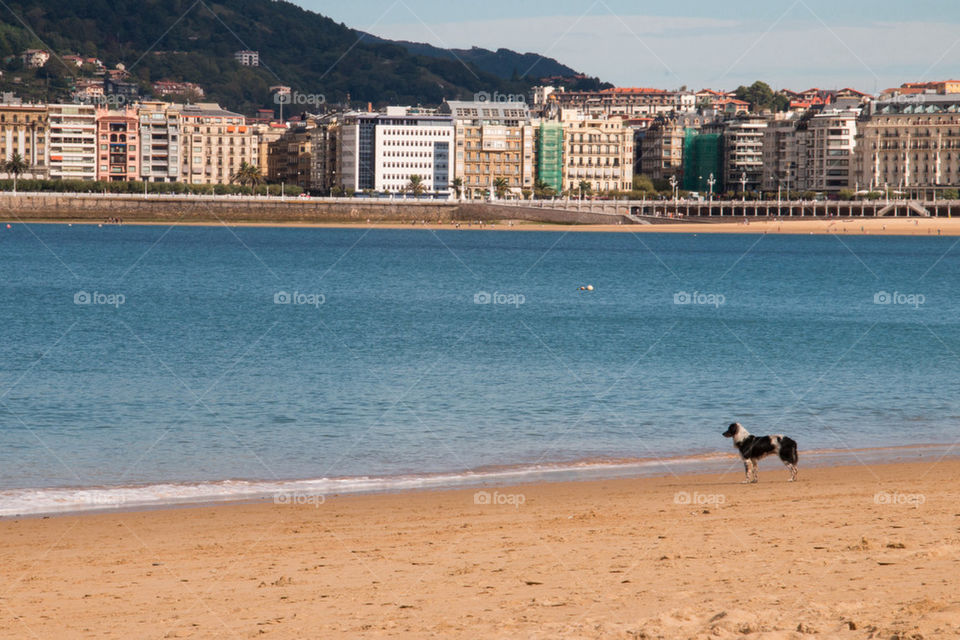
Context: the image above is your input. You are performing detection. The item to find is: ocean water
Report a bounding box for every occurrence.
[1,224,959,514]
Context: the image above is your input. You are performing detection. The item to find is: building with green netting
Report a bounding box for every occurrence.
[536,122,563,193]
[682,129,722,194]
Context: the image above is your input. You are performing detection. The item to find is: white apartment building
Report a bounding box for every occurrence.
[799,109,859,193]
[339,107,454,194]
[234,50,259,66]
[374,106,453,193]
[47,104,97,181]
[138,101,181,182]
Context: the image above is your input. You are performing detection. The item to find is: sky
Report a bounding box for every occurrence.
[295,0,960,92]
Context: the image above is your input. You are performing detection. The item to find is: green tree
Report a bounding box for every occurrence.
[734,81,788,112]
[577,180,593,197]
[533,179,556,199]
[633,175,655,193]
[406,174,425,196]
[4,152,28,193]
[493,176,510,199]
[230,162,263,188]
[451,177,463,199]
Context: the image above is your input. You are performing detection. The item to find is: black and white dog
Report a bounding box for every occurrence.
[723,422,798,483]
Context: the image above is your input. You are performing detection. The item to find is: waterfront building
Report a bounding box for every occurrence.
[721,115,768,194]
[441,100,533,199]
[535,121,563,193]
[95,106,139,181]
[137,101,181,182]
[854,96,960,196]
[178,103,258,185]
[47,104,97,181]
[797,109,859,194]
[559,109,633,193]
[0,102,48,177]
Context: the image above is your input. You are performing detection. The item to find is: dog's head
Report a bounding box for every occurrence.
[722,422,741,438]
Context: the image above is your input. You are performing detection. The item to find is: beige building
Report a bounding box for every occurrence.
[178,103,258,185]
[559,109,633,193]
[0,103,48,177]
[441,100,534,199]
[855,96,960,195]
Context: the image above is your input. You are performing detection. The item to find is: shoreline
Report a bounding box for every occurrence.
[3,442,955,519]
[3,458,959,638]
[8,216,960,235]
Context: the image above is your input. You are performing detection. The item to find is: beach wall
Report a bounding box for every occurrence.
[0,193,460,224]
[457,203,637,225]
[0,193,644,225]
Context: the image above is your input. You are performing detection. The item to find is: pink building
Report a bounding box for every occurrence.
[96,106,140,181]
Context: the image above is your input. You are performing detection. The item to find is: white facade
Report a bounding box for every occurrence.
[800,109,859,193]
[47,104,97,181]
[375,109,453,193]
[234,50,259,66]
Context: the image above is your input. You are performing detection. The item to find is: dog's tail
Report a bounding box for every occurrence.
[779,437,799,465]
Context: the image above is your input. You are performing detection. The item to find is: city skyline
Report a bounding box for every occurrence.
[300,0,960,92]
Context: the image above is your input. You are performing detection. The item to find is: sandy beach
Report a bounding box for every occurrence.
[15,216,960,236]
[2,458,959,639]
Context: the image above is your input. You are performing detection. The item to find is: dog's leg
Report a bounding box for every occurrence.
[742,460,752,483]
[749,460,759,483]
[785,463,798,482]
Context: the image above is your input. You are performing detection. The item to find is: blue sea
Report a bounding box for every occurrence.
[1,224,959,515]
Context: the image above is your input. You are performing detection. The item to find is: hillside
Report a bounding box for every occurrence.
[0,0,605,114]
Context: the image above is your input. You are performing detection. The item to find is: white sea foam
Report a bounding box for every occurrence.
[0,445,951,517]
[0,454,734,517]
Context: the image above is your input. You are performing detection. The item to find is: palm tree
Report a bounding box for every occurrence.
[406,174,426,197]
[451,177,463,200]
[577,180,592,199]
[4,152,28,193]
[231,162,263,188]
[493,177,510,200]
[533,179,555,199]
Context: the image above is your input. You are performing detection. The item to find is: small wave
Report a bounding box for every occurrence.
[1,444,956,517]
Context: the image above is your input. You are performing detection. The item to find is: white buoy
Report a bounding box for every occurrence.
[586,285,594,291]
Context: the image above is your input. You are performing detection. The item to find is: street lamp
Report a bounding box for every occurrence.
[707,173,715,202]
[669,175,678,203]
[740,171,747,203]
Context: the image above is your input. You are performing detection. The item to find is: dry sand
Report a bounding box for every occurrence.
[17,216,960,236]
[2,459,960,639]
